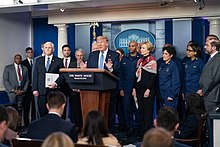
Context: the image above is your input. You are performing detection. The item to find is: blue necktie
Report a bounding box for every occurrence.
[99,52,104,69]
[46,57,50,71]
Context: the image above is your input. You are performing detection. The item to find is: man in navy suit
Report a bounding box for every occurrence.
[22,47,34,126]
[60,45,83,132]
[32,42,64,117]
[27,90,77,142]
[87,36,120,133]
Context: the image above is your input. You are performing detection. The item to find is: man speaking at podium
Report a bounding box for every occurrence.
[87,36,120,133]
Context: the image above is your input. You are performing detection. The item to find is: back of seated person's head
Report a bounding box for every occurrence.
[6,106,19,131]
[47,90,66,110]
[41,132,74,147]
[143,127,172,147]
[0,106,9,140]
[83,110,108,145]
[185,93,206,119]
[156,107,179,133]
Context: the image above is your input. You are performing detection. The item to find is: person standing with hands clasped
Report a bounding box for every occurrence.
[132,41,157,137]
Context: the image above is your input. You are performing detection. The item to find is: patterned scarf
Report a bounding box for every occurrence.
[136,54,157,82]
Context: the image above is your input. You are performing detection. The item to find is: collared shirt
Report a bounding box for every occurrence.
[63,57,71,68]
[98,48,108,68]
[210,51,218,59]
[27,58,33,66]
[48,111,61,117]
[14,63,22,81]
[45,55,53,68]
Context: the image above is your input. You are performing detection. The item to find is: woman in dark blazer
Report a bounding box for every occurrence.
[132,41,157,136]
[158,46,180,109]
[182,41,205,96]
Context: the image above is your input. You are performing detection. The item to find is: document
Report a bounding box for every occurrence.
[45,73,59,88]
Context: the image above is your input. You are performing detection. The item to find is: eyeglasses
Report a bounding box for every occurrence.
[186,49,194,52]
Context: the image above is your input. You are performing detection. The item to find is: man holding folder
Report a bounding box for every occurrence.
[32,42,63,117]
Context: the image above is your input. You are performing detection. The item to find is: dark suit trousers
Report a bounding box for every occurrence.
[23,85,33,126]
[108,89,117,133]
[38,94,48,117]
[69,92,83,128]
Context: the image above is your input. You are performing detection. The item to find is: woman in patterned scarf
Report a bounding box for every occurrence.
[132,41,157,137]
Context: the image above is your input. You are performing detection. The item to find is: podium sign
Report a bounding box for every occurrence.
[69,72,94,83]
[60,68,119,126]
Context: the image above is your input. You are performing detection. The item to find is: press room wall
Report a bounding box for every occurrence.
[0,12,31,90]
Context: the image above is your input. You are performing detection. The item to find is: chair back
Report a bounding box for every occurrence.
[175,112,208,147]
[196,112,208,146]
[12,138,43,147]
[0,91,17,107]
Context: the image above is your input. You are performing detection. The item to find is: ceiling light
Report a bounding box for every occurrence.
[60,8,65,12]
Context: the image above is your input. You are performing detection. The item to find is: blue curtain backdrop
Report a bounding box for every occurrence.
[67,23,75,58]
[165,19,173,45]
[192,18,209,62]
[33,18,58,57]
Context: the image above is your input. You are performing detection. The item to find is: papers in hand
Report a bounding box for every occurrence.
[45,73,59,88]
[133,96,138,109]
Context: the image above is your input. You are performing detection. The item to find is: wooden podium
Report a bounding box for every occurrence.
[60,68,119,126]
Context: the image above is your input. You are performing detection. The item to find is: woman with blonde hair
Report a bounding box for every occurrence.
[132,41,157,137]
[41,132,74,147]
[6,106,19,131]
[5,106,19,142]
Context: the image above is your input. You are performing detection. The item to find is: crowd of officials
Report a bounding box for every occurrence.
[1,34,220,147]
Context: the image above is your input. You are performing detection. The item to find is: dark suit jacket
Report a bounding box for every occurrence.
[22,59,32,81]
[87,49,120,76]
[3,64,29,102]
[32,56,63,95]
[59,58,77,96]
[67,58,77,68]
[199,52,220,102]
[27,113,77,142]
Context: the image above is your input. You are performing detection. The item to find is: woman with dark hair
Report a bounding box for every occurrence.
[182,41,205,96]
[132,41,157,136]
[158,46,180,109]
[77,110,120,146]
[116,48,124,62]
[175,93,206,139]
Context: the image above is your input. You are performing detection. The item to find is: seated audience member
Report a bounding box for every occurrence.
[143,127,172,147]
[77,110,120,146]
[175,93,206,140]
[154,107,189,147]
[5,106,19,142]
[0,106,9,147]
[41,132,74,147]
[27,90,77,142]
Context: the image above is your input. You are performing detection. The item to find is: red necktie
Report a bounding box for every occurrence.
[17,65,22,81]
[65,58,68,68]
